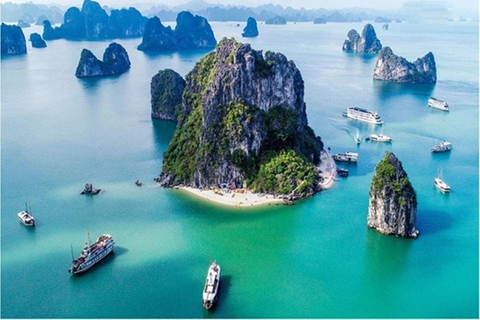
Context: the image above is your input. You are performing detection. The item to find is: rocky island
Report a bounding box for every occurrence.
[373,47,437,83]
[75,43,131,78]
[265,16,287,25]
[42,0,147,41]
[342,24,382,54]
[151,69,186,121]
[138,12,216,51]
[17,19,30,28]
[1,23,27,56]
[242,17,258,37]
[368,152,419,238]
[157,38,326,202]
[29,33,47,48]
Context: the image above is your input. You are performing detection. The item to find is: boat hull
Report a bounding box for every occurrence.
[69,238,115,275]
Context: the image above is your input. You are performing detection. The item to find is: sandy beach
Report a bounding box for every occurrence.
[178,186,284,207]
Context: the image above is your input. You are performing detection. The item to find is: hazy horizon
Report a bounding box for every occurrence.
[1,0,478,10]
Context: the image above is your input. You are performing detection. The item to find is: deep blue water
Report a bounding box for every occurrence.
[1,20,478,318]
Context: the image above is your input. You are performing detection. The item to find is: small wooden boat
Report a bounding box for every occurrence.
[203,261,221,310]
[336,168,349,177]
[81,183,101,195]
[135,180,142,186]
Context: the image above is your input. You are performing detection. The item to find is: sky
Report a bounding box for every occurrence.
[0,0,478,10]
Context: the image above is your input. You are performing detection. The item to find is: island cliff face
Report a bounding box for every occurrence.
[42,0,147,41]
[373,47,437,83]
[30,33,47,48]
[342,24,382,54]
[1,23,27,56]
[75,42,130,78]
[138,12,216,51]
[159,38,324,197]
[368,152,419,238]
[151,69,186,121]
[242,17,259,37]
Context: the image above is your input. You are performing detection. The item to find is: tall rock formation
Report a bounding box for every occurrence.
[151,69,186,121]
[242,17,259,37]
[265,16,287,25]
[30,33,47,48]
[42,20,63,40]
[42,0,148,41]
[158,38,323,198]
[373,47,437,83]
[1,23,27,56]
[75,42,131,78]
[342,24,382,54]
[368,152,419,238]
[138,12,216,51]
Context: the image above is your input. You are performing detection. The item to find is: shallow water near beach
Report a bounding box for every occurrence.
[1,21,478,318]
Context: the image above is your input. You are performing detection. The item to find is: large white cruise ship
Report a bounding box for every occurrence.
[69,234,115,275]
[343,107,383,125]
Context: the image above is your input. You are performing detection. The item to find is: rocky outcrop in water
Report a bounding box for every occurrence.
[42,0,147,41]
[1,23,27,56]
[138,12,216,51]
[368,152,419,238]
[151,69,186,121]
[75,42,130,78]
[158,38,324,198]
[373,47,437,83]
[342,24,382,54]
[242,17,258,37]
[17,19,30,28]
[30,33,47,48]
[42,20,63,40]
[313,18,326,24]
[265,16,287,25]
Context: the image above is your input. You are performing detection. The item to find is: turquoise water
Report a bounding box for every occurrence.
[1,21,478,318]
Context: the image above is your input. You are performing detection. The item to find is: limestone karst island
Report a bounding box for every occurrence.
[1,0,478,318]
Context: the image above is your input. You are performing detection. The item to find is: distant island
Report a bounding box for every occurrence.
[342,24,382,54]
[265,16,287,25]
[17,19,30,28]
[30,33,47,48]
[1,23,27,56]
[1,2,64,25]
[373,47,437,83]
[368,152,419,238]
[157,38,328,202]
[242,17,258,37]
[137,12,216,51]
[42,0,147,41]
[75,43,131,78]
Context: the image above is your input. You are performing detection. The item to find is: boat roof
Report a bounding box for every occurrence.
[349,106,370,113]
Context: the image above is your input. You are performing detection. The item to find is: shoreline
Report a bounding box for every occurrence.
[172,150,337,208]
[177,186,284,208]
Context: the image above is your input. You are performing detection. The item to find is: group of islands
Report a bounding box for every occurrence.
[2,0,437,239]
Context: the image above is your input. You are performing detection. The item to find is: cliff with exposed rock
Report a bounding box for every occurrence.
[373,47,437,83]
[158,38,324,198]
[242,17,258,37]
[368,152,419,238]
[342,24,382,54]
[1,23,27,55]
[138,12,216,51]
[75,42,130,78]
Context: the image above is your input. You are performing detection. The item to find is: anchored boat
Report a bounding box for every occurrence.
[332,152,358,163]
[431,141,452,153]
[428,97,449,111]
[336,168,349,177]
[18,203,35,227]
[434,168,451,193]
[370,133,393,142]
[69,233,115,275]
[342,107,383,125]
[80,183,101,195]
[202,261,221,310]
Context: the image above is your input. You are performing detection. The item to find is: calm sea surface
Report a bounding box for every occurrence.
[1,20,478,318]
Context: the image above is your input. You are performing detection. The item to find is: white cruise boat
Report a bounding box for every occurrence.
[434,169,450,193]
[343,107,383,125]
[332,152,358,163]
[69,233,115,275]
[370,133,393,142]
[17,203,35,227]
[428,97,449,111]
[431,141,452,153]
[203,261,221,310]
